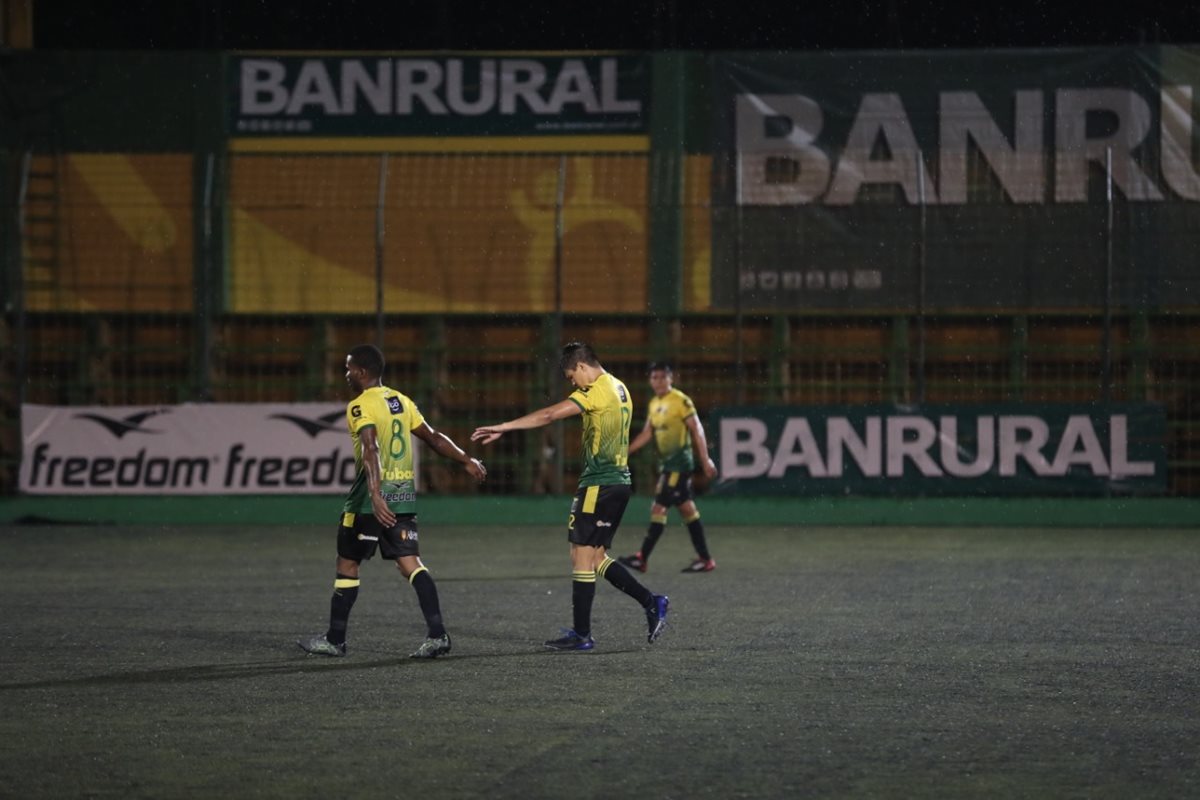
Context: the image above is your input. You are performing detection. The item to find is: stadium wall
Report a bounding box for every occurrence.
[3,49,1200,502]
[1,494,1197,528]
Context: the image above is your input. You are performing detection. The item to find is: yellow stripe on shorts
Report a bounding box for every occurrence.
[582,485,600,514]
[667,472,681,488]
[341,512,356,528]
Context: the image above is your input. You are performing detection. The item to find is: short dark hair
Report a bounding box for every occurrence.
[348,344,385,377]
[559,341,599,372]
[649,361,673,374]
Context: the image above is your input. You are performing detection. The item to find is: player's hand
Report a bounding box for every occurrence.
[702,456,718,479]
[471,425,505,444]
[371,494,397,528]
[466,457,487,482]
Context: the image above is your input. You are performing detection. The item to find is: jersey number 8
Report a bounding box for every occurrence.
[389,419,407,459]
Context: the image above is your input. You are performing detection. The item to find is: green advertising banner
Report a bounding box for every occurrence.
[228,53,649,139]
[709,404,1167,496]
[710,47,1200,311]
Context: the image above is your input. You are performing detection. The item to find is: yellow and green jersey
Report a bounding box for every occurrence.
[568,372,632,487]
[344,385,424,515]
[647,387,697,473]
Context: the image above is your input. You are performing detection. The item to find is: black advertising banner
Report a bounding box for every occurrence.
[711,47,1200,311]
[709,403,1167,496]
[229,53,649,138]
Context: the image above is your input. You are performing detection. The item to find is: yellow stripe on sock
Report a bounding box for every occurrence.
[334,578,360,589]
[651,513,668,525]
[572,570,597,583]
[408,566,429,584]
[684,511,701,524]
[667,472,681,487]
[582,485,600,514]
[597,556,615,577]
[341,512,356,528]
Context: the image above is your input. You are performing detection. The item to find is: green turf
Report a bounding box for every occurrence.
[1,524,1197,798]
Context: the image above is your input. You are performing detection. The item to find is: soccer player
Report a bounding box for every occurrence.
[471,342,670,652]
[618,362,719,573]
[298,344,486,660]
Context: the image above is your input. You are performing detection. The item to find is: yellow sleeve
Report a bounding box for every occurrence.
[406,398,426,431]
[347,399,375,434]
[569,388,594,413]
[679,392,696,420]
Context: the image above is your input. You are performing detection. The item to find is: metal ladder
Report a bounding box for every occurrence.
[20,151,62,299]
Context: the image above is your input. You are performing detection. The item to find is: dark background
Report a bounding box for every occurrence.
[30,0,1200,51]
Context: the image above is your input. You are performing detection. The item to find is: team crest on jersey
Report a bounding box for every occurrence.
[387,396,403,415]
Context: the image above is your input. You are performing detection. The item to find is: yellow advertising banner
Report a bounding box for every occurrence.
[23,154,194,312]
[229,152,649,313]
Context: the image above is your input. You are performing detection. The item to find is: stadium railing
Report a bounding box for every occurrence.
[3,310,1198,496]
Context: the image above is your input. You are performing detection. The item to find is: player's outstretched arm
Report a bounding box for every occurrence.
[472,399,581,445]
[413,422,487,482]
[628,417,654,456]
[686,414,718,478]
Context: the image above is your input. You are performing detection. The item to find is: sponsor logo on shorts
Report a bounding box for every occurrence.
[596,520,613,527]
[356,534,379,542]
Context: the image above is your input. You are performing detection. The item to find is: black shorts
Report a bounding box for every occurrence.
[567,483,632,549]
[336,512,420,562]
[653,471,694,507]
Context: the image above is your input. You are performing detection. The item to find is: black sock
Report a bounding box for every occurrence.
[685,513,711,561]
[326,573,360,646]
[572,570,596,637]
[640,517,666,559]
[409,568,446,638]
[597,557,654,608]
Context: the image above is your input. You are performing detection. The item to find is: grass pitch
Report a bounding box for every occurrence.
[0,522,1197,798]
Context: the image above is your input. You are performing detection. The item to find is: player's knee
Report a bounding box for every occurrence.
[395,557,423,579]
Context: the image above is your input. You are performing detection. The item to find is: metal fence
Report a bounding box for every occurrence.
[2,150,1199,496]
[4,310,1198,495]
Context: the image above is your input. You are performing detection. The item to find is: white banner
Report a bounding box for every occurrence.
[18,403,397,495]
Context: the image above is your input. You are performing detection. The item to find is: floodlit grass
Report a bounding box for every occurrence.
[1,523,1197,798]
